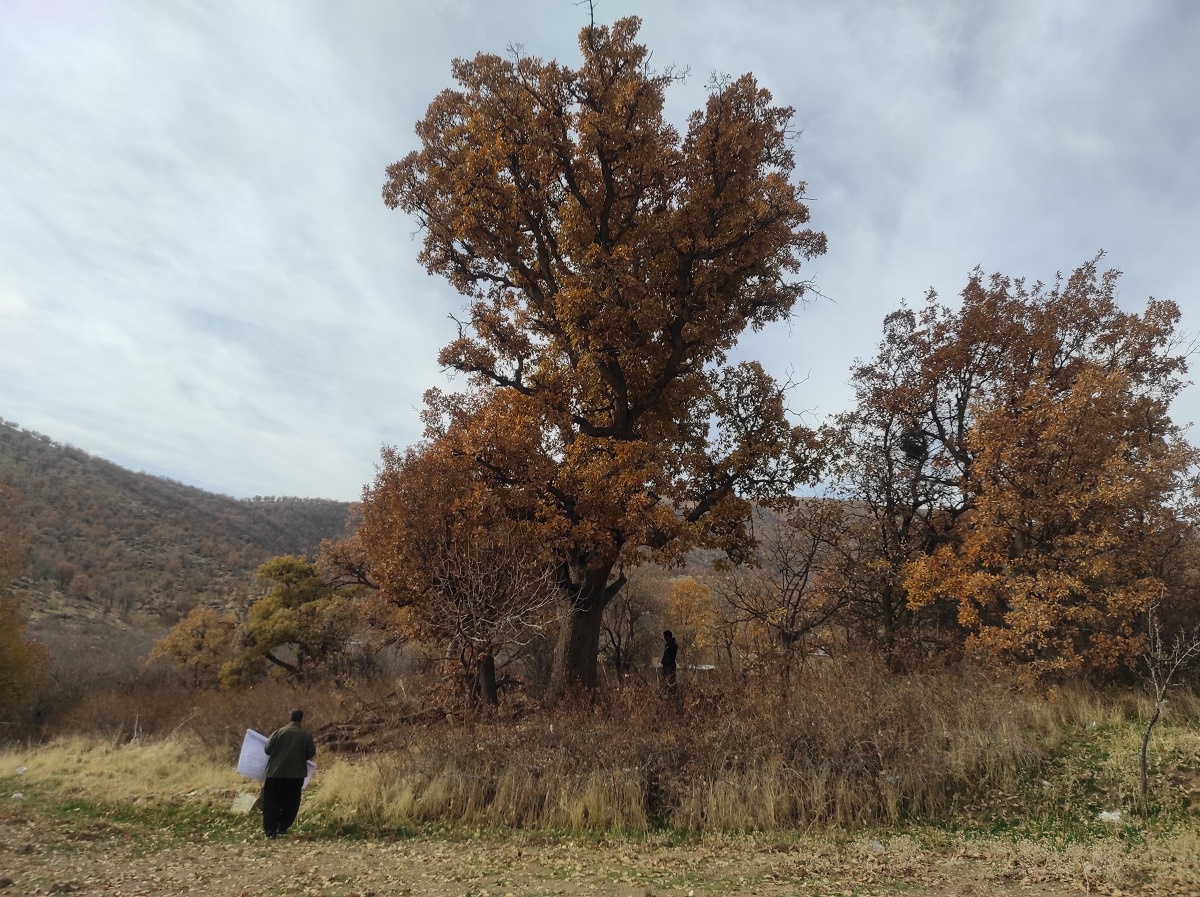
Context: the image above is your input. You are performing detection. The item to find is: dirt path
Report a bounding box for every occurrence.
[5,806,1193,897]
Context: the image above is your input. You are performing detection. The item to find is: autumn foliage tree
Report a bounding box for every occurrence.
[222,555,361,687]
[906,260,1198,680]
[376,16,826,691]
[151,555,361,689]
[839,256,1198,681]
[660,576,720,670]
[360,441,558,704]
[145,606,238,689]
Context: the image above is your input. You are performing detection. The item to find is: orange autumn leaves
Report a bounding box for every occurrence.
[371,16,825,689]
[365,13,1196,688]
[888,260,1198,680]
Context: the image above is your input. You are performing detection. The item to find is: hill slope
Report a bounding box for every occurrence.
[0,418,353,629]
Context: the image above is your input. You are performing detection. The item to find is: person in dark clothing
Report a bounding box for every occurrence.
[262,708,316,839]
[660,630,678,692]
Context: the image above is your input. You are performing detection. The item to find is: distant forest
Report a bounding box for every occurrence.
[0,418,352,628]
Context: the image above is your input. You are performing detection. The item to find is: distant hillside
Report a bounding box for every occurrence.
[0,418,353,630]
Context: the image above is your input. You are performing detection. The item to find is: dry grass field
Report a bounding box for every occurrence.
[4,802,1198,897]
[4,662,1200,896]
[1,754,1197,897]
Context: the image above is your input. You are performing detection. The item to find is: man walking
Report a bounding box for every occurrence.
[262,708,316,839]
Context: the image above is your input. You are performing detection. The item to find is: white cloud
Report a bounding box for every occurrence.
[1,0,1197,498]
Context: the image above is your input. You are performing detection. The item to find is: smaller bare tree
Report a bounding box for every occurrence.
[1140,603,1200,810]
[711,500,849,682]
[600,568,665,683]
[427,528,558,707]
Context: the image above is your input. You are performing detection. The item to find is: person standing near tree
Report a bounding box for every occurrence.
[262,708,316,839]
[660,630,678,693]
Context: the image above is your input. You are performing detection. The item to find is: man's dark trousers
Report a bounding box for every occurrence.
[262,777,304,837]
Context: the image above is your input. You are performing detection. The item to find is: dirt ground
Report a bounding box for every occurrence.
[3,804,1196,897]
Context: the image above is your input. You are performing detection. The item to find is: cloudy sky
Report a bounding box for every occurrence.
[2,0,1197,501]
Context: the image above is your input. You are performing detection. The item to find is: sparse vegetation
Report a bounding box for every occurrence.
[5,658,1200,838]
[3,667,1200,894]
[0,418,351,628]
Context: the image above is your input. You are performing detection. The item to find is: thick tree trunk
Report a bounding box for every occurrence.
[550,571,612,693]
[479,652,498,707]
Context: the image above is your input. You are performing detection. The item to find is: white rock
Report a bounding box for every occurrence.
[231,792,258,815]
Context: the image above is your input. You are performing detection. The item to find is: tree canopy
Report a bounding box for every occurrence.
[833,256,1199,680]
[374,16,826,690]
[225,555,360,686]
[358,440,557,702]
[149,554,361,689]
[904,260,1199,679]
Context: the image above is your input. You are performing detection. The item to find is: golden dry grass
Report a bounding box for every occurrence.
[2,733,232,802]
[5,656,1199,838]
[3,738,1200,896]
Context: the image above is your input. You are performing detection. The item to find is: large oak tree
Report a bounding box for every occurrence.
[375,17,825,691]
[904,259,1199,680]
[836,256,1198,680]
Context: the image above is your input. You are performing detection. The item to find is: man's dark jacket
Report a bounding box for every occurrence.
[264,723,316,779]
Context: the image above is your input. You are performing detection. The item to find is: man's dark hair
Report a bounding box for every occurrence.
[290,708,304,723]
